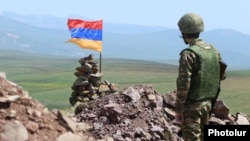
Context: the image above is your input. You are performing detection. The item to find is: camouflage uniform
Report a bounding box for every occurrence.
[174,13,228,141]
[174,12,227,141]
[176,38,223,141]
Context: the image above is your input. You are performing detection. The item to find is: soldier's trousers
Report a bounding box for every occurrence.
[181,100,211,141]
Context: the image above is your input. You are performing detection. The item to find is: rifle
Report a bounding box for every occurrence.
[219,61,227,81]
[210,61,227,117]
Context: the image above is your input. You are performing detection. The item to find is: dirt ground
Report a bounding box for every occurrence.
[74,84,182,140]
[1,75,249,141]
[0,76,71,141]
[0,76,182,141]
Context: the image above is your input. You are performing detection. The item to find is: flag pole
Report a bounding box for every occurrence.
[99,52,102,73]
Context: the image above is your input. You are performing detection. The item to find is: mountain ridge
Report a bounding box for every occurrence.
[0,11,250,70]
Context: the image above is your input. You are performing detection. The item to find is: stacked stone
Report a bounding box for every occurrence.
[69,54,119,106]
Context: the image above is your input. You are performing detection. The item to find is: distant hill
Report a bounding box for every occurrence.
[1,11,250,70]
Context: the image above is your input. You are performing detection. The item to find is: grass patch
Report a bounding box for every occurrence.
[1,51,250,115]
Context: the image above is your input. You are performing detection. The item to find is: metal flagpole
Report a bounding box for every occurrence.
[99,52,102,73]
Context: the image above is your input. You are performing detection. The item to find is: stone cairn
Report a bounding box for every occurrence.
[69,54,119,106]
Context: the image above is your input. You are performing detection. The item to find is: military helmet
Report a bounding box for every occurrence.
[178,13,204,34]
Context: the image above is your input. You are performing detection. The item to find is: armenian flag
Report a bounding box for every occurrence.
[67,19,103,52]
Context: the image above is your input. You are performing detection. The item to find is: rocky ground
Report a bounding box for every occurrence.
[74,84,182,141]
[0,73,249,141]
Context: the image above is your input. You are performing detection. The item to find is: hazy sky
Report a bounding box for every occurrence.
[1,0,250,34]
